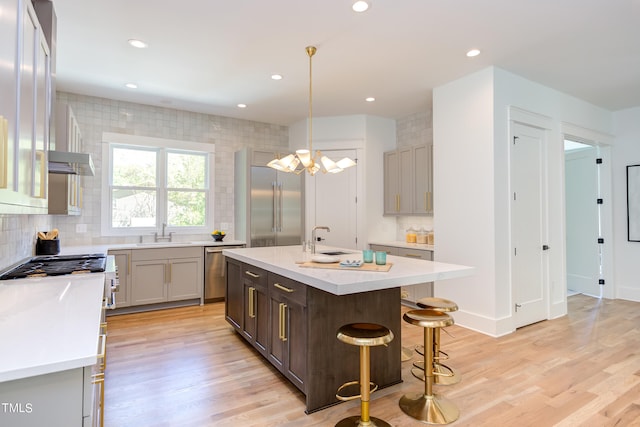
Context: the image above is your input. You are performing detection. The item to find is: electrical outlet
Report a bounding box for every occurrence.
[75,223,87,233]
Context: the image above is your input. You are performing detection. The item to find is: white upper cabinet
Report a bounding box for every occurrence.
[0,0,52,214]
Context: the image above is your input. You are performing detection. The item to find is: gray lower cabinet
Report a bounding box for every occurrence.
[370,244,434,304]
[225,258,401,413]
[130,247,202,306]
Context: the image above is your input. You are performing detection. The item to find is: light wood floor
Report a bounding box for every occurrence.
[104,295,640,426]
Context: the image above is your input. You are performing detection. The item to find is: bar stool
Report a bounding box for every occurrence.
[400,309,459,424]
[413,297,460,385]
[335,323,394,427]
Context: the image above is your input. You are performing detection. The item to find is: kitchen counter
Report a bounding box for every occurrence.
[368,240,435,251]
[0,273,105,382]
[222,245,471,295]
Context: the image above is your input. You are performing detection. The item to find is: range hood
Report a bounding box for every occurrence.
[48,151,95,176]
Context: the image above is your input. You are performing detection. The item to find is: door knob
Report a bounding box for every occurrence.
[542,245,550,250]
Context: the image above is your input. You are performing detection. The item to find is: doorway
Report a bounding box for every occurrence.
[564,140,602,298]
[309,149,358,250]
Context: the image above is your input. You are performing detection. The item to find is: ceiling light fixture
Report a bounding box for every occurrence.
[352,1,370,12]
[466,49,481,57]
[125,83,138,89]
[267,46,356,175]
[128,39,148,49]
[271,74,283,80]
[237,103,247,108]
[365,97,375,102]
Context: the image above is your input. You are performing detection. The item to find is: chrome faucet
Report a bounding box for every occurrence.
[154,222,173,242]
[311,226,330,254]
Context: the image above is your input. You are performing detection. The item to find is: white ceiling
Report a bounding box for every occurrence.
[52,0,640,126]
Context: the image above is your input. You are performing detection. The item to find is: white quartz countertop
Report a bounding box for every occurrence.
[0,274,105,383]
[368,240,435,251]
[222,246,473,295]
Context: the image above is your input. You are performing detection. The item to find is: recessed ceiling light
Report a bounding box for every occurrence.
[466,49,481,57]
[353,1,369,12]
[237,104,247,108]
[271,74,283,80]
[125,83,138,89]
[365,97,375,102]
[128,39,148,49]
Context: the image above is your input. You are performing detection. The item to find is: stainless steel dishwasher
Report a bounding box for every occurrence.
[204,245,244,302]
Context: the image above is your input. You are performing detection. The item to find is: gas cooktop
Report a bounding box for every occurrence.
[0,254,107,280]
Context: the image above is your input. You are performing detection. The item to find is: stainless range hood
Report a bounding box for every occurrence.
[48,151,95,176]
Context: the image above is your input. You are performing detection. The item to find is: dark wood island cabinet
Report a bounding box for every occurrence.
[225,257,401,413]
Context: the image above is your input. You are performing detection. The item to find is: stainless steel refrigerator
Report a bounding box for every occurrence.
[234,148,304,247]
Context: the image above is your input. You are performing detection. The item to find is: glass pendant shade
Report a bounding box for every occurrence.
[267,46,356,175]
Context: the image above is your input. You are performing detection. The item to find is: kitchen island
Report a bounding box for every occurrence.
[222,245,473,413]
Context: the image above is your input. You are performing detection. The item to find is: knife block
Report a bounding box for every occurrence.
[36,238,60,255]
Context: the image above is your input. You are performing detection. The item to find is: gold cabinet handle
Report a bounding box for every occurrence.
[248,286,256,318]
[92,372,105,427]
[273,283,294,293]
[245,271,260,278]
[396,194,400,212]
[427,191,432,211]
[403,253,423,258]
[424,192,427,211]
[97,333,107,371]
[279,302,288,341]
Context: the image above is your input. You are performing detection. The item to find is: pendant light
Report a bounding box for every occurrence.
[267,46,356,175]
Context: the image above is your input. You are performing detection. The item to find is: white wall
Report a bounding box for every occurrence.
[289,115,396,247]
[433,66,614,336]
[613,107,640,301]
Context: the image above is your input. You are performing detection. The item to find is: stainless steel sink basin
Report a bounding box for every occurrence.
[319,250,353,256]
[136,242,192,246]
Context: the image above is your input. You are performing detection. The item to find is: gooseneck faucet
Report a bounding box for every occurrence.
[311,226,330,254]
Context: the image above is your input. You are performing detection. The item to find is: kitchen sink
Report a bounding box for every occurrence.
[136,241,193,246]
[319,250,353,256]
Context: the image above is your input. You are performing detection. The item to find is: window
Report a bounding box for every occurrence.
[101,133,214,236]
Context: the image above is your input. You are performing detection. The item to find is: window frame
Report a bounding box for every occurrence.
[101,132,215,237]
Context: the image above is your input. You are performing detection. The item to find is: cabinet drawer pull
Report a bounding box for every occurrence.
[396,194,400,212]
[279,302,288,341]
[248,286,256,318]
[403,253,423,258]
[97,333,107,371]
[273,283,294,293]
[245,271,260,278]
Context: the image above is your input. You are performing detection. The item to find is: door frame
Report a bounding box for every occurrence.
[561,122,615,300]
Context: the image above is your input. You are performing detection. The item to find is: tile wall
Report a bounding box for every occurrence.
[0,92,288,268]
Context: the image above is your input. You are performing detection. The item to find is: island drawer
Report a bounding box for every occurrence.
[242,263,268,287]
[268,273,307,306]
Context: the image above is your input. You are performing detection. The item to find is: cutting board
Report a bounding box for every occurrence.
[297,261,393,272]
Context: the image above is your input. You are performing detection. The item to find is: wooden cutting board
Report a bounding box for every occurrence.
[297,261,393,272]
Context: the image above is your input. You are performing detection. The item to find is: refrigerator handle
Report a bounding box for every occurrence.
[278,182,283,232]
[272,181,277,232]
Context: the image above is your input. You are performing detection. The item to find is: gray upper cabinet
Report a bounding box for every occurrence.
[384,144,432,215]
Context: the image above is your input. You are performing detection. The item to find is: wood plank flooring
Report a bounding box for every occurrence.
[104,295,640,426]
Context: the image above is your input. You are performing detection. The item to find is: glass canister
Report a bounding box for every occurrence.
[427,229,435,245]
[406,226,417,243]
[416,227,428,244]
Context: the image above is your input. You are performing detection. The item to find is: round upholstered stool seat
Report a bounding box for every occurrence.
[416,297,459,312]
[400,309,459,425]
[337,323,394,347]
[403,309,455,329]
[335,323,394,427]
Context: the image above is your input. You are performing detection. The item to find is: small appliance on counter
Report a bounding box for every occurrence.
[35,229,60,255]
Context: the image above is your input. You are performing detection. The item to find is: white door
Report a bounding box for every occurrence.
[313,149,358,249]
[511,123,548,328]
[565,145,601,297]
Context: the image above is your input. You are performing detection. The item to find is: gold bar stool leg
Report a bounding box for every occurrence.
[413,297,461,385]
[400,310,459,424]
[335,323,393,427]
